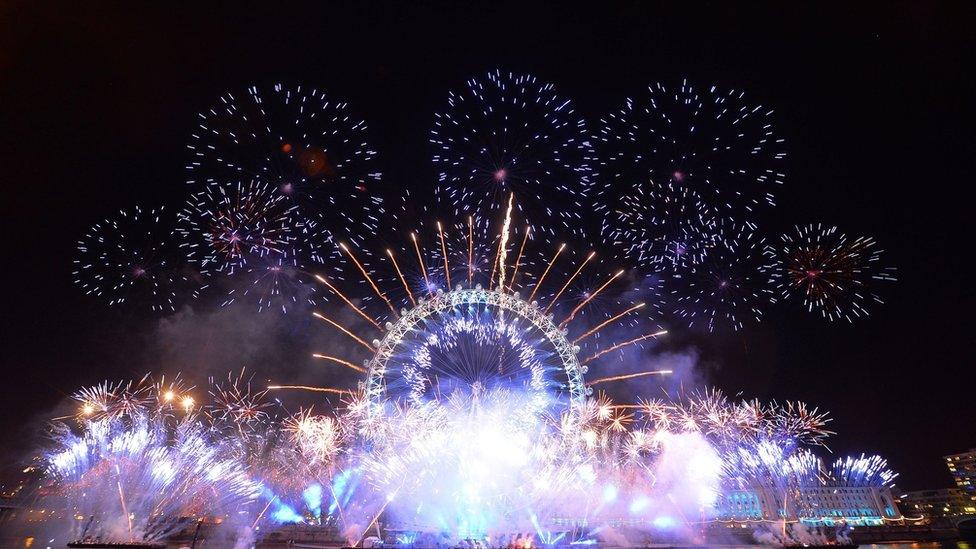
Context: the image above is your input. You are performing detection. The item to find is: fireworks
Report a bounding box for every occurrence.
[46,410,261,542]
[178,179,301,273]
[72,378,153,422]
[773,223,897,322]
[73,73,896,325]
[39,368,898,547]
[186,84,383,245]
[177,179,328,312]
[672,221,778,331]
[830,454,897,487]
[285,408,343,466]
[313,215,668,419]
[593,79,786,222]
[609,389,833,450]
[73,206,206,312]
[431,70,595,237]
[209,370,273,436]
[354,389,578,535]
[55,68,905,545]
[602,180,718,271]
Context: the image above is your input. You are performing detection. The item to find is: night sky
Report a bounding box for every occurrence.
[1,2,974,491]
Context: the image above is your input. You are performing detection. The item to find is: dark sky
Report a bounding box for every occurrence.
[1,2,974,490]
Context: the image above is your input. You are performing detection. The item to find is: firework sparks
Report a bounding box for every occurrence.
[186,84,382,245]
[42,367,892,548]
[772,223,897,322]
[73,206,206,312]
[601,180,718,271]
[178,179,300,274]
[46,406,260,542]
[593,79,786,223]
[830,454,897,487]
[431,69,594,237]
[285,409,343,466]
[673,221,777,331]
[209,370,272,438]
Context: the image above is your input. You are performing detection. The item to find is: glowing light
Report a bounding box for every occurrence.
[587,370,673,387]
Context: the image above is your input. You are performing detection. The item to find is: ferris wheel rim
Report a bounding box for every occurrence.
[361,286,589,415]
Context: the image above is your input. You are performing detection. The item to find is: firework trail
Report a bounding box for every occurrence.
[587,369,673,387]
[497,192,515,290]
[430,69,595,237]
[593,79,786,223]
[313,213,666,418]
[73,206,207,312]
[672,221,778,331]
[186,84,383,246]
[772,223,897,322]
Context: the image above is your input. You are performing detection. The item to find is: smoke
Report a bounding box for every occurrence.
[231,524,257,549]
[151,302,306,379]
[142,299,367,404]
[752,521,850,546]
[593,344,709,404]
[652,349,709,394]
[351,388,724,546]
[7,242,738,546]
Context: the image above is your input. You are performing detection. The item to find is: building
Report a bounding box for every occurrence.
[716,485,903,526]
[945,449,976,493]
[901,488,976,519]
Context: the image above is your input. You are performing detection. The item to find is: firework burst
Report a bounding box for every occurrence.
[177,179,330,312]
[772,223,897,322]
[672,221,777,331]
[209,369,273,439]
[593,79,786,222]
[178,180,300,273]
[73,206,206,312]
[430,70,595,237]
[185,84,382,245]
[602,180,718,270]
[284,408,343,466]
[72,377,153,423]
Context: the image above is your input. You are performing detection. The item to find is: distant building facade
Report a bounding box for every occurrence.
[946,448,976,493]
[716,485,903,526]
[901,488,976,519]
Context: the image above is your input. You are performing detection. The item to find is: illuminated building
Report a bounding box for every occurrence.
[945,448,976,493]
[717,485,903,526]
[901,488,976,519]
